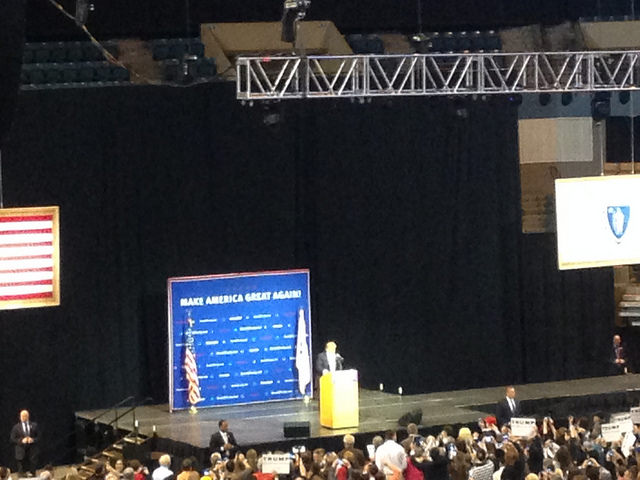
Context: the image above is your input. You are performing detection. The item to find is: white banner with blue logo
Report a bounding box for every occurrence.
[168,269,312,410]
[556,175,640,270]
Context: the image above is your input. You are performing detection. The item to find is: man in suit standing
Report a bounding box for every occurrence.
[9,410,39,476]
[496,386,520,428]
[315,341,343,377]
[209,420,238,459]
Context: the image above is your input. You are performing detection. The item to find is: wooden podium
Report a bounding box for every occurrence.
[319,369,359,428]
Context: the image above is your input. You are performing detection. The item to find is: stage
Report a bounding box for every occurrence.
[76,373,640,452]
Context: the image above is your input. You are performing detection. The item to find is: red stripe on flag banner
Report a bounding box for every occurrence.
[0,266,53,274]
[0,254,53,261]
[0,279,53,287]
[0,216,53,223]
[0,292,53,301]
[0,229,52,235]
[0,242,53,249]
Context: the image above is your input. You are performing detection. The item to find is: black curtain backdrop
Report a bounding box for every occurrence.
[0,83,612,466]
[0,0,25,145]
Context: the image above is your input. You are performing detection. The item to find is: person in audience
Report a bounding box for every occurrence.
[245,450,259,474]
[340,435,367,469]
[333,454,351,480]
[90,462,107,480]
[107,459,126,478]
[401,425,420,454]
[0,467,10,480]
[412,446,449,480]
[469,449,494,480]
[221,460,235,480]
[122,468,135,480]
[375,430,407,479]
[312,449,326,468]
[128,460,149,480]
[177,458,199,480]
[404,446,425,480]
[500,441,524,480]
[492,448,505,480]
[363,463,386,480]
[449,439,471,480]
[152,455,173,480]
[371,437,384,460]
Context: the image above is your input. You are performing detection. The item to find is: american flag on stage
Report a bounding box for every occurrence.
[184,312,203,406]
[0,207,60,310]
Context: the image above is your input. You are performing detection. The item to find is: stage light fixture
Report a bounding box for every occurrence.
[281,0,311,44]
[561,92,573,106]
[619,91,631,105]
[539,93,552,106]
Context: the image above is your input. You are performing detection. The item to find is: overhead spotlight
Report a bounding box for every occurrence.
[539,93,552,106]
[281,0,311,43]
[619,91,631,105]
[591,93,611,121]
[507,94,522,106]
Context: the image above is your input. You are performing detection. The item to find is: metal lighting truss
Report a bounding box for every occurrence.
[236,50,640,100]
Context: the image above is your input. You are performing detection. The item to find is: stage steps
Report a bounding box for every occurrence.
[618,282,640,324]
[75,434,150,480]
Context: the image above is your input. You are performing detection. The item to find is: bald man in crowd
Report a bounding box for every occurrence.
[9,410,39,476]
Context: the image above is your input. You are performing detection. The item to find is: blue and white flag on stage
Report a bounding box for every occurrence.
[295,307,311,395]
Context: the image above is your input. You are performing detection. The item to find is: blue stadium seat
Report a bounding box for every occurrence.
[196,57,217,78]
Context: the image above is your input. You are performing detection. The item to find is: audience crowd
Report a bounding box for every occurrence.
[7,413,640,480]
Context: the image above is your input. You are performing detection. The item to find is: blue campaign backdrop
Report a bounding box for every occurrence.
[168,269,312,410]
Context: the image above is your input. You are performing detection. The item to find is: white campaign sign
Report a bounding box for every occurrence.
[510,417,537,437]
[261,454,291,474]
[611,412,634,434]
[602,422,623,442]
[556,175,640,270]
[622,431,636,457]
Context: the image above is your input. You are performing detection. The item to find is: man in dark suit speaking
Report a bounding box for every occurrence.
[209,419,238,459]
[315,341,344,377]
[496,386,521,428]
[9,409,39,475]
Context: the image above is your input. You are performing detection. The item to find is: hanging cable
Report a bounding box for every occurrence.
[45,0,217,88]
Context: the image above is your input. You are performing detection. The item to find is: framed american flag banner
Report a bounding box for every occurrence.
[0,206,60,309]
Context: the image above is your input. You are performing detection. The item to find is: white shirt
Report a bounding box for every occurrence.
[152,466,173,480]
[375,439,406,476]
[220,431,229,446]
[327,351,337,372]
[506,397,516,413]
